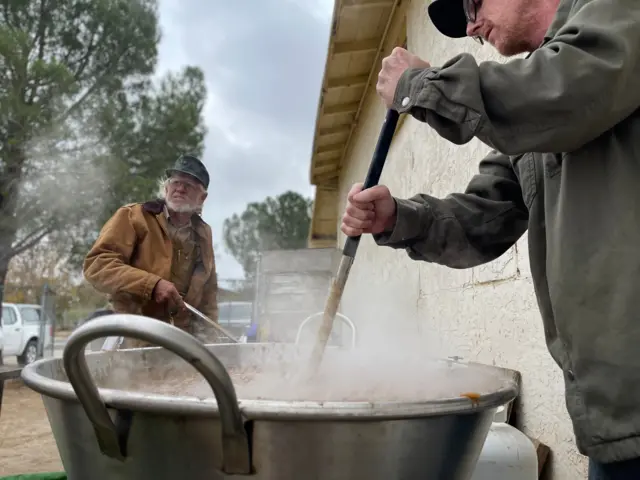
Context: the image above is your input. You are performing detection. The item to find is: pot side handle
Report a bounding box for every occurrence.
[62,313,252,475]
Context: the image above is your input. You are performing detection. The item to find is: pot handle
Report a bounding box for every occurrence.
[62,313,252,475]
[295,311,357,349]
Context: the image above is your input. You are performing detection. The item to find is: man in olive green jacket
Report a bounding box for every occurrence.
[341,0,640,478]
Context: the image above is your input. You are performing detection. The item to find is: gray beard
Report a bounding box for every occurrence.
[166,199,198,213]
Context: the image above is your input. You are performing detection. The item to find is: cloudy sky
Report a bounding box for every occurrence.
[154,0,335,281]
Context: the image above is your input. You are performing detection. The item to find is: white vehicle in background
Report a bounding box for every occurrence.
[1,303,54,365]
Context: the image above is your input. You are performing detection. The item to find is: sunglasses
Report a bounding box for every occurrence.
[463,0,484,45]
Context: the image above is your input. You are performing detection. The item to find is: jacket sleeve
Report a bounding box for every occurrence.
[198,249,219,323]
[373,150,529,268]
[393,0,640,154]
[83,206,162,300]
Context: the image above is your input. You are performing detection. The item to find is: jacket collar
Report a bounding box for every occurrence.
[142,199,208,238]
[543,0,572,43]
[524,0,572,59]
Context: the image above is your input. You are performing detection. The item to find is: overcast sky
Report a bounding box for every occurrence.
[154,0,334,281]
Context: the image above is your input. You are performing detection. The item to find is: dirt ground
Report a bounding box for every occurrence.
[0,380,63,477]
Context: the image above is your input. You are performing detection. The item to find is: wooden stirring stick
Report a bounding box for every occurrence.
[307,109,401,375]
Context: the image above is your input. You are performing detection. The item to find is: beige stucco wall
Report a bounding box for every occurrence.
[333,1,587,478]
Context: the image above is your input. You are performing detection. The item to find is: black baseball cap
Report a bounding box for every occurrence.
[166,154,210,190]
[427,0,468,39]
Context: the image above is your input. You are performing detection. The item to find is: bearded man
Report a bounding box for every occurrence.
[341,0,640,478]
[83,154,219,347]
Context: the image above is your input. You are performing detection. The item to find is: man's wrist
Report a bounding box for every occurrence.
[382,199,399,233]
[151,278,163,296]
[374,197,433,246]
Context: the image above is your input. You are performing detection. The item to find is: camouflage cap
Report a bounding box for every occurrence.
[165,154,209,190]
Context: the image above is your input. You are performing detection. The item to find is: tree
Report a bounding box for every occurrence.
[67,65,207,267]
[4,239,108,328]
[0,0,207,304]
[223,191,313,279]
[4,239,76,320]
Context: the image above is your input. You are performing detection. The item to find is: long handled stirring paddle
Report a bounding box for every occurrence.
[307,109,401,375]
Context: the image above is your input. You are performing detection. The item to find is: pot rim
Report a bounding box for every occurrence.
[21,356,519,421]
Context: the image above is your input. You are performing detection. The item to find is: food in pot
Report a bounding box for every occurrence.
[94,349,512,404]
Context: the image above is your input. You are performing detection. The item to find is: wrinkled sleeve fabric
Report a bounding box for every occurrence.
[83,207,161,300]
[199,246,219,324]
[393,0,640,154]
[373,150,529,268]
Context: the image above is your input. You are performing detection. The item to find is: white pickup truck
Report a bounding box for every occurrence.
[0,303,54,365]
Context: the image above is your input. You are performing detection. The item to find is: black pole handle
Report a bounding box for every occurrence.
[342,108,400,258]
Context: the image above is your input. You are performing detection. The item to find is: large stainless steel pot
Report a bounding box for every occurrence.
[21,314,519,480]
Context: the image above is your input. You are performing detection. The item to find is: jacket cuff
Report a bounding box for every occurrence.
[144,274,162,301]
[392,67,439,113]
[373,198,433,246]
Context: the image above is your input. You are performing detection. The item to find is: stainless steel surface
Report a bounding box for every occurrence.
[184,302,239,343]
[100,336,123,351]
[22,313,519,480]
[62,314,250,473]
[0,364,23,381]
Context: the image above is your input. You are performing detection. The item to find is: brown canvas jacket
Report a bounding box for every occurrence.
[83,199,218,326]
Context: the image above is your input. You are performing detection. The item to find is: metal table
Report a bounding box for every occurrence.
[0,365,23,419]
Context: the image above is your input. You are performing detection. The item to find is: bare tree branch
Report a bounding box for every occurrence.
[9,225,53,259]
